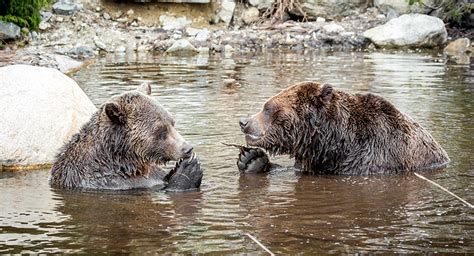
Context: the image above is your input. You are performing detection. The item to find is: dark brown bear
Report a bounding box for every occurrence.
[238,82,450,175]
[50,83,203,191]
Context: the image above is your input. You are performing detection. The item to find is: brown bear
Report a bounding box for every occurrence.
[49,83,203,191]
[238,82,450,175]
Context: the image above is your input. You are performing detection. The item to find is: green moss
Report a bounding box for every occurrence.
[0,0,50,30]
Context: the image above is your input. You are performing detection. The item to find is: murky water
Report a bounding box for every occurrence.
[1,51,473,254]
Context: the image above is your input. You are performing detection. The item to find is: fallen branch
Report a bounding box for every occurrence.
[414,172,473,209]
[246,233,275,256]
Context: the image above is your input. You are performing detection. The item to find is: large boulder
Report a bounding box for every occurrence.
[289,0,367,19]
[0,21,20,40]
[363,14,447,48]
[0,65,96,170]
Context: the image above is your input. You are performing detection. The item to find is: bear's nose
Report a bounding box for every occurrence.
[239,118,249,130]
[182,143,194,158]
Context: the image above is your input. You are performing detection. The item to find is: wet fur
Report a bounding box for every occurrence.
[50,85,199,190]
[244,82,450,175]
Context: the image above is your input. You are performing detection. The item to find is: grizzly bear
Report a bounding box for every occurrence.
[238,82,450,175]
[49,83,203,191]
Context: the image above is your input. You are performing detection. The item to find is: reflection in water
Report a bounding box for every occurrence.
[0,51,472,253]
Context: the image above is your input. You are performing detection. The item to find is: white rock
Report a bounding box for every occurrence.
[249,0,274,10]
[218,1,236,25]
[186,27,200,36]
[54,54,84,74]
[323,23,345,34]
[160,15,192,30]
[224,44,234,52]
[316,17,326,22]
[165,39,198,55]
[242,7,260,24]
[363,14,447,48]
[94,40,107,51]
[374,0,409,14]
[115,45,126,53]
[195,29,210,42]
[0,65,96,169]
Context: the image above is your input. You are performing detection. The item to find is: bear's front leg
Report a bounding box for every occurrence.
[237,147,273,173]
[165,153,203,191]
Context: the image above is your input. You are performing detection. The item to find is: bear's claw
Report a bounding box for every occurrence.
[237,147,270,173]
[165,152,203,191]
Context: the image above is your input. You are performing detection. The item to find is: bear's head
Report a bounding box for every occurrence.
[239,82,334,157]
[101,83,193,165]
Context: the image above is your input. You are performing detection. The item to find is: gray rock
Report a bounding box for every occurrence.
[248,0,274,10]
[242,7,260,24]
[323,23,345,35]
[0,21,20,40]
[374,0,409,14]
[386,8,398,21]
[38,21,50,31]
[0,65,96,169]
[68,46,95,59]
[52,1,78,15]
[165,39,198,55]
[40,11,53,23]
[290,0,367,19]
[218,1,236,25]
[363,14,447,48]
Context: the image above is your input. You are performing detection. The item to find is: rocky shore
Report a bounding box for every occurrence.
[0,0,472,73]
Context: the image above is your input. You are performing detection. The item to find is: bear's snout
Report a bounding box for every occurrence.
[239,117,249,131]
[181,142,194,158]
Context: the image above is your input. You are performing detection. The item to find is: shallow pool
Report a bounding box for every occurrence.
[1,50,472,253]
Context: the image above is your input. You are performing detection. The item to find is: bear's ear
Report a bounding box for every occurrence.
[320,83,333,103]
[105,102,126,125]
[137,82,152,95]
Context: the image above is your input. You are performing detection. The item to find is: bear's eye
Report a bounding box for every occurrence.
[156,126,169,140]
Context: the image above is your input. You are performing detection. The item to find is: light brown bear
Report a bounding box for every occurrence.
[50,83,203,190]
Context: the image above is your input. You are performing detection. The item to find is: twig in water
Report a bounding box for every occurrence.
[246,233,275,256]
[414,172,473,209]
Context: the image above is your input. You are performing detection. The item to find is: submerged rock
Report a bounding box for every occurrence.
[0,65,96,170]
[444,38,472,65]
[363,14,447,48]
[444,38,471,55]
[165,39,198,55]
[0,21,20,40]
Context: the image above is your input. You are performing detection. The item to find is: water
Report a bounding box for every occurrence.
[1,51,473,254]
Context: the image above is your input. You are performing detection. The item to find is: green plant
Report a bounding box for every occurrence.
[406,0,473,25]
[0,0,50,29]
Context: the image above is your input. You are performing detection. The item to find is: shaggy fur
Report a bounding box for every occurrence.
[239,82,450,175]
[50,84,202,190]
